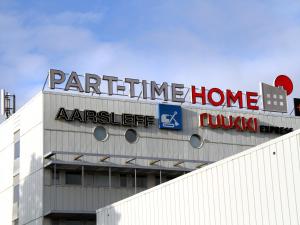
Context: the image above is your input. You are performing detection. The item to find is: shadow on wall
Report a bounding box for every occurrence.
[19,153,43,225]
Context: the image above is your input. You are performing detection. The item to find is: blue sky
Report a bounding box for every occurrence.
[0,0,300,114]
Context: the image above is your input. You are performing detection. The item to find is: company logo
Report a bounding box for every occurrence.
[158,104,182,130]
[199,112,293,135]
[55,108,155,128]
[261,75,293,113]
[199,113,258,132]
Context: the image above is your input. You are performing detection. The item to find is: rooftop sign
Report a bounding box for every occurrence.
[48,69,293,113]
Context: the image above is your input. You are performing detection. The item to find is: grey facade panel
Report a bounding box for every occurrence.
[2,91,300,225]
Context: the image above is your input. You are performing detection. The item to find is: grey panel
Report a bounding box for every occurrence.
[261,82,287,113]
[43,91,300,164]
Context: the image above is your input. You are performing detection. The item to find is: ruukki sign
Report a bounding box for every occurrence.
[199,112,293,135]
[48,69,294,113]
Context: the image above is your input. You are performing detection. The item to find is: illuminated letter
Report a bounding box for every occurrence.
[65,72,84,92]
[191,86,206,104]
[151,81,168,101]
[199,113,208,127]
[226,90,243,108]
[233,116,243,131]
[246,92,259,110]
[207,88,225,107]
[55,108,69,121]
[85,73,101,94]
[70,109,84,122]
[221,115,233,129]
[142,80,148,99]
[125,78,140,98]
[171,83,185,103]
[49,69,66,89]
[103,75,118,95]
[208,114,221,128]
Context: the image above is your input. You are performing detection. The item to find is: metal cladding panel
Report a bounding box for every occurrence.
[0,111,17,224]
[0,92,44,225]
[97,129,300,225]
[43,186,144,213]
[44,91,300,165]
[19,169,43,224]
[0,187,14,225]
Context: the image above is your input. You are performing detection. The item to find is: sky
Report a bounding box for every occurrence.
[0,0,300,119]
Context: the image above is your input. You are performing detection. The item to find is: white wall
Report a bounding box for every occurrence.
[0,92,44,225]
[97,129,300,225]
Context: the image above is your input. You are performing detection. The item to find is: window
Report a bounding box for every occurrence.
[84,173,94,186]
[120,174,127,187]
[14,130,20,160]
[134,176,147,188]
[155,176,161,185]
[189,134,202,149]
[64,220,82,225]
[125,129,138,143]
[94,126,108,141]
[166,175,177,182]
[65,172,82,185]
[14,141,20,159]
[94,174,109,187]
[13,185,19,203]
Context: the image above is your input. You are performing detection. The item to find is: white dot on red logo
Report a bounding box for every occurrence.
[274,75,293,95]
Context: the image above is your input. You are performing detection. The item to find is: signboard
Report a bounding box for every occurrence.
[158,104,182,130]
[55,108,155,128]
[47,69,295,114]
[199,112,293,135]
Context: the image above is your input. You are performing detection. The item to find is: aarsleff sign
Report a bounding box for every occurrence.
[56,108,155,128]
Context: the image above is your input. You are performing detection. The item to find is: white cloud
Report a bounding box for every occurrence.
[0,1,299,115]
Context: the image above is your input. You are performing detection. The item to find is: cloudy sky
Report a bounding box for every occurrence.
[0,0,299,116]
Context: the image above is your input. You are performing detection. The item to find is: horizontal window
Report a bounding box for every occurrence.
[133,175,147,188]
[14,141,20,159]
[13,184,19,203]
[65,172,82,185]
[120,174,127,187]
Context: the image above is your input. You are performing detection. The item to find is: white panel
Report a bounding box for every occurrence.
[0,92,43,225]
[97,128,300,225]
[0,187,13,225]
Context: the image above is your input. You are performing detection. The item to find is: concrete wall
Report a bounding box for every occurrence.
[97,129,300,225]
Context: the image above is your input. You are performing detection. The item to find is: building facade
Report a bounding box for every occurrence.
[96,128,300,225]
[0,90,300,225]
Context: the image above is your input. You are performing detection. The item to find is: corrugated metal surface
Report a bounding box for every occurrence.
[1,90,300,225]
[43,186,145,213]
[97,129,300,225]
[43,91,300,165]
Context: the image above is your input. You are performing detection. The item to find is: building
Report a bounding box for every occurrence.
[0,70,299,225]
[97,128,300,225]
